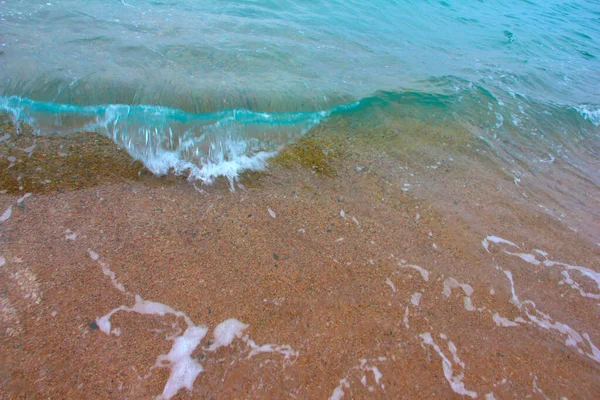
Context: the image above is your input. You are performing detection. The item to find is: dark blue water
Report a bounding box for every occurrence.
[1,0,599,182]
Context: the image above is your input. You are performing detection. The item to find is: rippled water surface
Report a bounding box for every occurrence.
[1,0,599,184]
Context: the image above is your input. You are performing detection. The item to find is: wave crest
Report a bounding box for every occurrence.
[0,96,333,187]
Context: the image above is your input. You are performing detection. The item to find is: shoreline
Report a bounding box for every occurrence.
[1,117,599,399]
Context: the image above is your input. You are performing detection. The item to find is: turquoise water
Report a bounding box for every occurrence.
[1,0,599,182]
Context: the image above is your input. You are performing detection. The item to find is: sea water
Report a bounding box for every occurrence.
[1,0,599,186]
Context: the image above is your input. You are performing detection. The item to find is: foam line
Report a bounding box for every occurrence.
[209,319,249,351]
[486,236,600,300]
[482,236,517,252]
[419,333,478,398]
[496,266,600,363]
[401,264,429,281]
[0,206,12,223]
[155,326,208,400]
[443,278,476,311]
[329,378,350,400]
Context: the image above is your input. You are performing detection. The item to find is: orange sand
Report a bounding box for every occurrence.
[1,127,599,399]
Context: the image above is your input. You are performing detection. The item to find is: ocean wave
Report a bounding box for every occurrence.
[576,105,600,127]
[1,90,598,187]
[0,96,337,187]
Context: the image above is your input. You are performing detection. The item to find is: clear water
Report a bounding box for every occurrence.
[1,0,599,182]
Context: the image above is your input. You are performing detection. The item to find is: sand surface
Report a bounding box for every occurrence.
[1,122,599,399]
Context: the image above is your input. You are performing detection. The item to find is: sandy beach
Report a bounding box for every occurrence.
[1,116,600,399]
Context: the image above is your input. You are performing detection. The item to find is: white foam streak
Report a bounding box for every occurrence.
[209,318,249,351]
[497,265,600,363]
[506,252,540,265]
[88,249,126,292]
[492,313,519,327]
[501,269,521,307]
[482,236,517,252]
[544,260,600,299]
[0,206,13,223]
[385,278,396,293]
[329,378,350,400]
[410,292,422,306]
[401,264,429,281]
[487,236,600,300]
[403,306,410,329]
[443,278,476,311]
[17,193,32,204]
[420,333,478,398]
[156,326,208,400]
[576,105,600,126]
[244,338,299,361]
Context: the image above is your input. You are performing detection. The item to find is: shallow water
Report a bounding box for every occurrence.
[1,0,599,185]
[1,4,600,397]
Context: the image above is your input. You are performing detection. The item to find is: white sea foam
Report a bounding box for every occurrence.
[85,247,296,398]
[443,278,476,311]
[209,318,249,351]
[494,263,600,363]
[401,264,429,281]
[16,193,31,204]
[329,378,350,400]
[2,97,335,189]
[410,292,422,306]
[482,236,517,252]
[492,313,519,327]
[0,206,12,223]
[88,249,126,292]
[419,332,478,398]
[358,358,384,391]
[244,338,298,361]
[155,326,208,400]
[385,278,396,293]
[576,105,600,126]
[486,237,600,300]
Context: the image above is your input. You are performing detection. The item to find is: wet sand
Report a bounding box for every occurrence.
[1,120,599,399]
